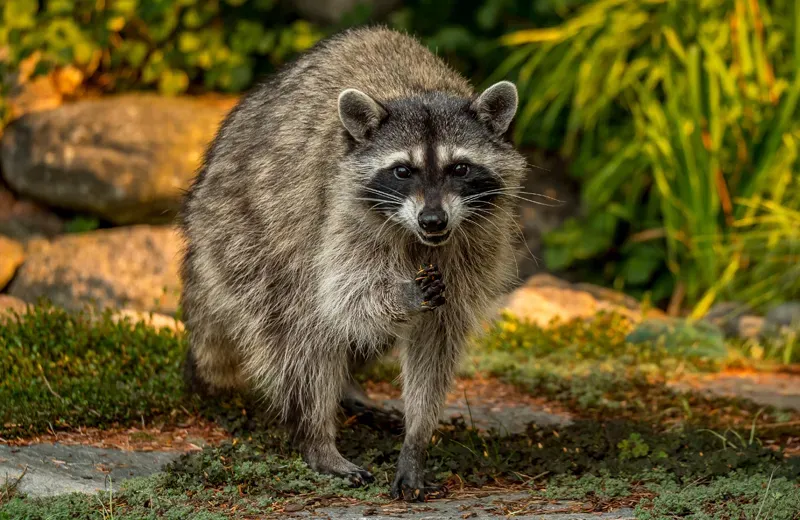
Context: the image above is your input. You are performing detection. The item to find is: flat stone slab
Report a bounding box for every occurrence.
[297,493,634,519]
[669,373,800,412]
[382,399,572,436]
[0,446,636,518]
[0,443,179,497]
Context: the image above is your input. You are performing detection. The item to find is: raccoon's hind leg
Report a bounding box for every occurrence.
[340,346,393,415]
[287,347,375,486]
[183,328,245,397]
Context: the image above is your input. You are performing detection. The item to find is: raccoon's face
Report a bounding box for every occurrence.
[338,82,520,247]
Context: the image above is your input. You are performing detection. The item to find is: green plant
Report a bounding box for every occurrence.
[495,0,800,312]
[0,304,191,437]
[0,0,322,97]
[721,193,800,311]
[64,215,100,233]
[617,432,650,460]
[3,304,799,517]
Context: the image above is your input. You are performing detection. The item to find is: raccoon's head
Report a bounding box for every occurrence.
[338,82,522,247]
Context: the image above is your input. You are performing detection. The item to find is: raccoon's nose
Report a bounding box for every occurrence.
[418,209,448,233]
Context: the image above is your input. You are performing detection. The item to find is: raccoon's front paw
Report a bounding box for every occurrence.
[390,470,446,502]
[342,468,375,487]
[303,448,375,488]
[415,264,445,311]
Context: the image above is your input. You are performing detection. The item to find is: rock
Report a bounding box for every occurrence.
[764,302,800,335]
[0,185,64,241]
[0,294,29,321]
[703,301,754,337]
[626,318,727,361]
[382,399,571,437]
[503,273,660,327]
[2,53,63,123]
[290,0,401,24]
[112,308,185,332]
[7,225,182,314]
[0,443,179,497]
[299,493,635,519]
[736,315,765,340]
[0,235,24,289]
[1,94,236,224]
[669,373,800,412]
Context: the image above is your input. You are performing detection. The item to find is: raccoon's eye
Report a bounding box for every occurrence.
[393,165,412,179]
[452,163,470,177]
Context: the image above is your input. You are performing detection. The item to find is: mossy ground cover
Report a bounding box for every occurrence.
[0,306,195,438]
[1,305,799,518]
[468,312,800,432]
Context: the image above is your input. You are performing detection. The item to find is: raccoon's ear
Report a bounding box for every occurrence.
[338,89,388,142]
[471,81,518,137]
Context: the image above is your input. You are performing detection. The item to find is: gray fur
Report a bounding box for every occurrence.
[179,26,527,500]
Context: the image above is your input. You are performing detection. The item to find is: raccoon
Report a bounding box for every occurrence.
[179,26,527,501]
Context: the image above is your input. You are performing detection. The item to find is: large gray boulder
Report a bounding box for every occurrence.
[0,184,64,242]
[1,95,234,224]
[765,302,800,333]
[0,234,24,290]
[7,225,182,314]
[502,273,663,327]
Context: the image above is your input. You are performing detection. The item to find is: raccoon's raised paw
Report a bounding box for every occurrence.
[415,264,445,311]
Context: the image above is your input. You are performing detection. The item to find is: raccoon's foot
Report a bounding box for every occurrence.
[340,379,382,412]
[303,445,374,487]
[390,446,448,502]
[415,264,445,311]
[390,468,446,502]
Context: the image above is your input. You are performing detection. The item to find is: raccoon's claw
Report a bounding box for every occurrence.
[415,263,441,285]
[415,264,445,311]
[344,468,375,488]
[390,476,446,502]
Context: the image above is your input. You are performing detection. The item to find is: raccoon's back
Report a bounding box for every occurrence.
[207,27,472,170]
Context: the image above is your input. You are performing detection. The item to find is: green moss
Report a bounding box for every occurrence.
[539,472,638,500]
[636,472,800,520]
[0,493,101,520]
[0,305,192,438]
[3,305,800,517]
[3,416,798,518]
[468,313,800,433]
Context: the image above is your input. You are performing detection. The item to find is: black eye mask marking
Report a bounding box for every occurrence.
[361,165,415,214]
[449,164,504,207]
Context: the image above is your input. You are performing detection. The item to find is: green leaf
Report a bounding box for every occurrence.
[230,21,265,54]
[3,0,38,29]
[72,41,96,65]
[142,50,166,83]
[158,69,189,95]
[122,40,149,67]
[621,247,662,286]
[178,31,202,53]
[45,0,74,15]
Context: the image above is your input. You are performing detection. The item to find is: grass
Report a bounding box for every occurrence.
[465,312,800,438]
[1,304,799,518]
[2,416,799,518]
[495,0,800,311]
[0,305,194,438]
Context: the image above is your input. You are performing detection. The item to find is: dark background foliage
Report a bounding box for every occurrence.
[1,0,798,314]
